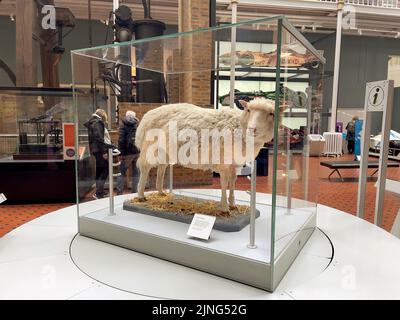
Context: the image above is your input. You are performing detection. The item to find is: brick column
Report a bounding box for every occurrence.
[178,0,212,106]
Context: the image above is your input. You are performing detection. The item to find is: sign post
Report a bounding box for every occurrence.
[374,81,394,226]
[357,80,394,226]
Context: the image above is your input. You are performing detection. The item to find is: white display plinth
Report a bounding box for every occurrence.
[78,189,316,291]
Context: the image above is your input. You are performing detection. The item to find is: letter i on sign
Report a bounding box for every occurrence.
[373,88,380,105]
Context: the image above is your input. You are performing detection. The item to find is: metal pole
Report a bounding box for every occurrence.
[247,160,257,249]
[108,148,115,216]
[375,80,394,226]
[286,104,293,214]
[108,0,118,208]
[357,111,372,218]
[113,0,119,124]
[330,0,344,132]
[229,0,239,108]
[88,0,95,110]
[303,86,313,202]
[286,150,293,215]
[113,0,119,23]
[169,164,173,194]
[106,85,112,130]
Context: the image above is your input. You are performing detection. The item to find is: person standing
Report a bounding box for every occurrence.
[346,115,358,154]
[117,110,140,195]
[84,109,114,199]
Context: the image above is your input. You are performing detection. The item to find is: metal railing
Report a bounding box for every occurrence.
[0,134,18,155]
[318,0,400,9]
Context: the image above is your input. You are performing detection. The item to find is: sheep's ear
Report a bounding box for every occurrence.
[238,100,248,110]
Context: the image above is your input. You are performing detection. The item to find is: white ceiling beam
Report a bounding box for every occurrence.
[217,0,400,17]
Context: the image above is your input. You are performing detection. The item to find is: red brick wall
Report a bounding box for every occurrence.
[179,0,213,106]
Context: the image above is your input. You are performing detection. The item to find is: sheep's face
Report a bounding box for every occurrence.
[240,98,284,140]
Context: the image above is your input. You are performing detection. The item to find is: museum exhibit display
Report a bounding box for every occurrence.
[370,130,400,161]
[0,87,93,203]
[72,16,325,291]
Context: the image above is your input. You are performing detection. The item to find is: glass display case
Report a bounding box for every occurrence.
[0,87,81,203]
[72,16,325,291]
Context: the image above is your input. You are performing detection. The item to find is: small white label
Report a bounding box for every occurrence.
[365,80,389,112]
[0,193,7,204]
[187,214,216,240]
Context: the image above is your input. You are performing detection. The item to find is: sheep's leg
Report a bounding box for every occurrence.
[156,165,168,196]
[137,158,151,201]
[229,168,237,210]
[219,171,229,213]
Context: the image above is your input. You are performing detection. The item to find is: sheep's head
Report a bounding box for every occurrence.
[239,97,287,141]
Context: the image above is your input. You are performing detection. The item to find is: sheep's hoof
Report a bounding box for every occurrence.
[219,206,229,213]
[137,197,147,202]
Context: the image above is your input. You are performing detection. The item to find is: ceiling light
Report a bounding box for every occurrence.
[395,32,400,38]
[312,25,316,32]
[301,25,306,32]
[358,29,362,35]
[10,15,14,21]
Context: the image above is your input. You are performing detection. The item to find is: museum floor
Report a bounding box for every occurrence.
[1,154,399,237]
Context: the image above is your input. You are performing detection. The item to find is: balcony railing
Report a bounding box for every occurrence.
[318,0,400,9]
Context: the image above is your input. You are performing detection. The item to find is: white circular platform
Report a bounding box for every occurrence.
[1,190,400,299]
[69,228,332,300]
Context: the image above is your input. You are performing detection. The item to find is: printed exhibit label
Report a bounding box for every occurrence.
[187,214,216,240]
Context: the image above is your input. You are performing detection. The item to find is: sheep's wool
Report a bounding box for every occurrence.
[135,100,277,207]
[136,104,242,149]
[136,101,275,170]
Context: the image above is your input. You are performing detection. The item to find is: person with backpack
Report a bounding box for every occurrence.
[84,109,115,199]
[116,110,140,195]
[346,116,359,154]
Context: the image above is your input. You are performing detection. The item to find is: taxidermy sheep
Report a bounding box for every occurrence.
[135,98,286,212]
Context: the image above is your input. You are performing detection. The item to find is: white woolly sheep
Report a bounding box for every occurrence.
[135,98,285,212]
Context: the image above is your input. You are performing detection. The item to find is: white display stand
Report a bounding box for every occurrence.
[78,189,316,291]
[4,194,400,299]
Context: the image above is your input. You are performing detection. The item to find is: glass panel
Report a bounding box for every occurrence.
[271,23,324,271]
[72,16,325,290]
[385,55,400,232]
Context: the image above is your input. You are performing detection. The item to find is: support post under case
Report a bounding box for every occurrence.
[247,160,257,249]
[108,148,115,216]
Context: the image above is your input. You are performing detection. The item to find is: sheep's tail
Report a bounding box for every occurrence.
[135,119,146,151]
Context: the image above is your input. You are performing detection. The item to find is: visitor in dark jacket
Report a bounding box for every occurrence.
[116,110,140,195]
[346,115,359,154]
[84,109,114,199]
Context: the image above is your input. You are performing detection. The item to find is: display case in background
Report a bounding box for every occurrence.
[72,16,325,291]
[0,87,93,203]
